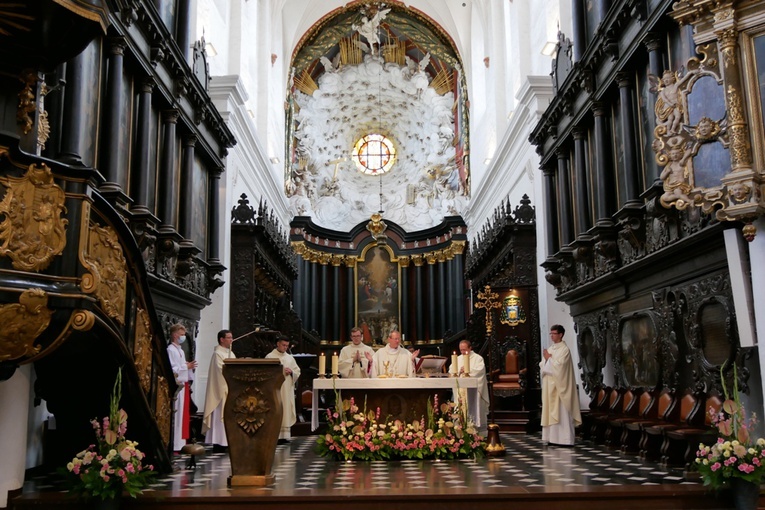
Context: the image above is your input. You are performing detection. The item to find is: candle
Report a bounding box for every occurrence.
[451,351,459,375]
[463,353,470,376]
[318,352,326,376]
[331,352,339,376]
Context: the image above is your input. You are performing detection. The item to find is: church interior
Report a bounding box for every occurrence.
[1,0,765,508]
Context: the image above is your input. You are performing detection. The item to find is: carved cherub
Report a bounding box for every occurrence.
[659,139,694,207]
[650,69,686,136]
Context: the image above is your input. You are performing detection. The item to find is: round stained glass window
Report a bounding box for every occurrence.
[352,134,396,175]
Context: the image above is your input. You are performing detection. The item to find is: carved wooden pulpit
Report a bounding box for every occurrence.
[223,359,285,486]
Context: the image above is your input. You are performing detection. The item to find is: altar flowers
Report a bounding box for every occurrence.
[316,393,485,461]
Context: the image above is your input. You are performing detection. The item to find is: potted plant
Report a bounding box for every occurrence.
[695,365,764,510]
[61,368,156,508]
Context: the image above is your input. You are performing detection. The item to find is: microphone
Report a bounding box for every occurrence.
[232,327,266,342]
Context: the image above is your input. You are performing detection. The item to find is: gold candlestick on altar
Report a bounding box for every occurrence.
[474,284,505,457]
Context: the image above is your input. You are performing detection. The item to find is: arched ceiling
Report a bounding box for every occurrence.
[285,1,470,233]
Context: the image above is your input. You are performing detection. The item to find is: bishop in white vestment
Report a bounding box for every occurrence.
[266,337,301,441]
[370,331,414,378]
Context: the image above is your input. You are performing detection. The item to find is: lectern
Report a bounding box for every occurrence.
[223,358,285,486]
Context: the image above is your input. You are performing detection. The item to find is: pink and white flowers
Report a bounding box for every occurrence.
[61,369,155,500]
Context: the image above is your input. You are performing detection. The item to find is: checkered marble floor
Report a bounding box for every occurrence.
[22,433,699,498]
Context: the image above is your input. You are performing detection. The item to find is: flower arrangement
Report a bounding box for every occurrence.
[316,392,485,461]
[61,368,156,500]
[695,364,765,489]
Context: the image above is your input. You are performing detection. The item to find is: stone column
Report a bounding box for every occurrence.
[644,33,663,185]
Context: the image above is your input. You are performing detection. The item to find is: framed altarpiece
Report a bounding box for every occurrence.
[355,244,400,344]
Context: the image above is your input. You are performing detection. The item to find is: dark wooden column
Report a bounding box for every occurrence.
[427,254,437,341]
[556,147,574,246]
[319,258,329,340]
[59,51,92,164]
[451,243,465,331]
[332,258,341,342]
[572,127,591,237]
[100,37,127,196]
[571,0,586,62]
[179,134,197,242]
[644,33,663,185]
[592,102,614,227]
[176,0,192,63]
[158,109,180,233]
[309,258,318,334]
[346,257,356,336]
[399,256,410,342]
[597,0,611,24]
[414,255,425,342]
[207,167,223,265]
[616,72,641,207]
[542,165,560,255]
[437,255,447,340]
[132,77,156,215]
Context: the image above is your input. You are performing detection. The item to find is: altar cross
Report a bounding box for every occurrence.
[474,285,502,335]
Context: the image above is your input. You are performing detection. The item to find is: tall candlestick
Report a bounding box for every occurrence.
[451,351,459,376]
[463,353,470,376]
[331,352,339,376]
[318,352,326,376]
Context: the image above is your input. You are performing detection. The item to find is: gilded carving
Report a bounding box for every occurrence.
[0,289,51,361]
[344,256,357,268]
[231,386,271,435]
[366,212,388,242]
[134,308,153,394]
[17,72,36,135]
[79,218,127,325]
[0,163,68,271]
[156,375,171,447]
[71,310,95,331]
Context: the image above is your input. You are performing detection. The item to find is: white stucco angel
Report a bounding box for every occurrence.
[352,7,391,56]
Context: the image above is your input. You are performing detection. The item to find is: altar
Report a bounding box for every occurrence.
[311,377,482,431]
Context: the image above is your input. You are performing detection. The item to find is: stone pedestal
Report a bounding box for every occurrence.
[223,359,285,486]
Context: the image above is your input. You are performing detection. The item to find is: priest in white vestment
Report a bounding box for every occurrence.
[339,327,375,378]
[266,336,301,442]
[167,323,197,452]
[449,340,489,432]
[370,330,414,377]
[539,324,582,446]
[202,329,235,451]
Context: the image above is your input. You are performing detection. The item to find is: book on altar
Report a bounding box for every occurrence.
[419,356,447,374]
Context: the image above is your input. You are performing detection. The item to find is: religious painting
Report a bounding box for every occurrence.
[356,245,399,344]
[619,315,658,388]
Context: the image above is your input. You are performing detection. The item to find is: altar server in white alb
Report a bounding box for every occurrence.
[539,324,582,446]
[370,330,414,377]
[449,340,489,432]
[202,329,235,452]
[266,336,301,443]
[338,327,375,378]
[167,323,197,452]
